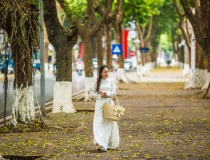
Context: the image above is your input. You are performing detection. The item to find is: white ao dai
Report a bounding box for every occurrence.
[92,78,119,150]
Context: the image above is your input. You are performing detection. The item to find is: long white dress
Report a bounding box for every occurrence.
[92,77,120,150]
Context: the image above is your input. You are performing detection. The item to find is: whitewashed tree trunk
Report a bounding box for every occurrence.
[148,62,154,71]
[179,62,184,69]
[144,63,149,73]
[202,71,210,90]
[151,62,156,70]
[182,63,190,76]
[139,64,146,76]
[53,81,76,113]
[184,72,194,89]
[116,68,130,83]
[136,64,141,80]
[11,86,35,126]
[184,68,206,89]
[85,77,94,101]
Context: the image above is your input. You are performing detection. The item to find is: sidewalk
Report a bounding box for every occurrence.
[0,67,210,159]
[126,67,189,83]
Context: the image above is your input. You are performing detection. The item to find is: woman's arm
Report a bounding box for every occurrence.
[92,81,101,99]
[105,79,116,97]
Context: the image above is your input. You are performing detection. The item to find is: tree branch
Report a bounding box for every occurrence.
[173,1,191,52]
[56,0,85,39]
[144,16,153,44]
[43,0,64,42]
[89,0,111,37]
[180,0,198,32]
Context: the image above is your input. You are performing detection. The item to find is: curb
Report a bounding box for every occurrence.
[0,91,80,127]
[0,101,53,127]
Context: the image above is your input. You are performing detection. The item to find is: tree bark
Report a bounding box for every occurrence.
[0,0,40,125]
[96,28,104,73]
[95,0,114,70]
[83,38,94,77]
[43,0,78,112]
[43,0,77,81]
[180,0,210,98]
[195,44,205,69]
[111,0,123,68]
[105,24,113,71]
[180,0,210,58]
[136,23,145,66]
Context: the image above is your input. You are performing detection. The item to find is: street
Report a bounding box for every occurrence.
[0,71,85,119]
[0,68,188,119]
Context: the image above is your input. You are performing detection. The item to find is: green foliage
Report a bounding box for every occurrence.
[150,0,180,55]
[31,0,39,8]
[64,0,87,24]
[123,0,164,26]
[159,1,177,33]
[160,34,173,55]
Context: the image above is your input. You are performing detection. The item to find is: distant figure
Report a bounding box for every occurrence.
[166,59,171,67]
[92,65,119,152]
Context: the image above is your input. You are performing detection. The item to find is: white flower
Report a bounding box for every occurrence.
[114,106,125,118]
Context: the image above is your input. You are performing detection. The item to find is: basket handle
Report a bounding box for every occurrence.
[113,95,120,106]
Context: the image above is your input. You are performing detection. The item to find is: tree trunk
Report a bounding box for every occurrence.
[111,0,123,68]
[96,28,104,73]
[172,41,181,63]
[182,42,191,76]
[114,28,128,83]
[114,29,124,68]
[151,43,158,63]
[196,44,205,69]
[203,57,210,98]
[84,39,94,78]
[83,38,95,101]
[0,0,40,126]
[105,25,113,71]
[180,0,210,97]
[184,44,206,89]
[12,49,35,125]
[56,41,72,81]
[44,0,77,113]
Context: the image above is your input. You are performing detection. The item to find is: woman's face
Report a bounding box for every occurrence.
[101,67,109,79]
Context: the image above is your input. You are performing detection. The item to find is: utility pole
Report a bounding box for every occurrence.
[191,34,195,73]
[39,0,46,116]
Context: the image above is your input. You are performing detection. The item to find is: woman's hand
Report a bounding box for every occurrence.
[98,90,106,97]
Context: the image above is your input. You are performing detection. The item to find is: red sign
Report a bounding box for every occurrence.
[79,43,84,58]
[130,51,136,56]
[122,30,128,59]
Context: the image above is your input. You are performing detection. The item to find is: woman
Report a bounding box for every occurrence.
[92,65,119,152]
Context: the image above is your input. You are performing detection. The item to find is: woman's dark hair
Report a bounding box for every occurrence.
[96,65,109,92]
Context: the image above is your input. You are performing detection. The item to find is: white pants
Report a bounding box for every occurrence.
[93,98,120,149]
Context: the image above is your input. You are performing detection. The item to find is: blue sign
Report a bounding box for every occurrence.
[140,47,149,53]
[112,44,122,55]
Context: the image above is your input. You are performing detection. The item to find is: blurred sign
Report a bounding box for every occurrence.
[122,30,129,59]
[128,30,137,39]
[32,51,41,60]
[112,44,122,55]
[140,47,149,53]
[129,51,136,56]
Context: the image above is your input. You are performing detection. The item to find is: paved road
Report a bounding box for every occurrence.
[0,71,85,118]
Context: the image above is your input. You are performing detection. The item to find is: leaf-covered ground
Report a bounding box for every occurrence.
[0,70,210,160]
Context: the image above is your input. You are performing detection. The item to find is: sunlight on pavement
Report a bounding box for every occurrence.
[127,67,189,83]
